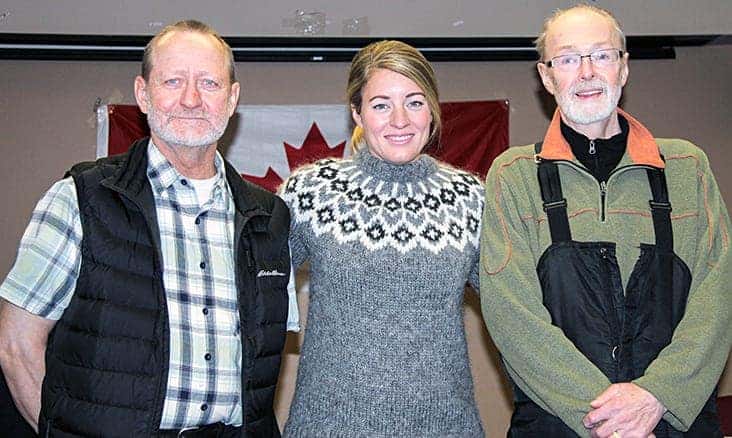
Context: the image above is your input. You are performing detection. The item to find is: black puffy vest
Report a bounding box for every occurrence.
[38,138,290,437]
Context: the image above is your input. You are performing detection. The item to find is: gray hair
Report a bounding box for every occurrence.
[534,4,626,61]
[141,19,236,83]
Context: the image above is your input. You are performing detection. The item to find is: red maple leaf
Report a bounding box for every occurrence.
[240,168,284,193]
[241,122,347,193]
[285,123,347,171]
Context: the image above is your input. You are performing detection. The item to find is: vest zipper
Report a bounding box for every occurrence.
[588,140,596,155]
[245,249,255,273]
[235,217,265,431]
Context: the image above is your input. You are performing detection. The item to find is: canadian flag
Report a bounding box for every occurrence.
[97,101,508,191]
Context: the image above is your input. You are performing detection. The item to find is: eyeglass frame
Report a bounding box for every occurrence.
[542,48,625,70]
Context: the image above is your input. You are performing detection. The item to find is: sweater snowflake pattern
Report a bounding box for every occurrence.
[281,149,485,437]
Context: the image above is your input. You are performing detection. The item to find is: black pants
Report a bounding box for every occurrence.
[0,370,36,437]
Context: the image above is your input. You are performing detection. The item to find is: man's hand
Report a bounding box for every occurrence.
[582,382,665,438]
[0,299,56,432]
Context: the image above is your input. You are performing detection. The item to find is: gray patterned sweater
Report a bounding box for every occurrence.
[281,149,484,437]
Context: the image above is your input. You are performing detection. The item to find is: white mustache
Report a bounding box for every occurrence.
[571,80,608,95]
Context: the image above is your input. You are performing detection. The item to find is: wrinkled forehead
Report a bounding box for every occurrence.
[146,30,232,84]
[545,10,620,55]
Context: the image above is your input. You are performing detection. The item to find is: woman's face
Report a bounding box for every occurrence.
[352,68,432,165]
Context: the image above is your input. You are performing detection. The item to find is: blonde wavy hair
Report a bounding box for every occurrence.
[346,40,441,151]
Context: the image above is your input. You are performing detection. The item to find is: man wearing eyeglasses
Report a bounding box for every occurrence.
[480,4,729,437]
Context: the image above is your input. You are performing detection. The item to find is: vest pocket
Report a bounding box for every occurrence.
[253,259,289,322]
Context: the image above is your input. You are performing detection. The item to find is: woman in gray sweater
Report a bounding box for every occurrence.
[281,40,485,437]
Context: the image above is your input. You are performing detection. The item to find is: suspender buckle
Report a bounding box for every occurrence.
[649,200,672,211]
[543,199,567,212]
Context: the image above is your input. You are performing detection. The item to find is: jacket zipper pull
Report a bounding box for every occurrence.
[589,140,596,155]
[600,180,607,221]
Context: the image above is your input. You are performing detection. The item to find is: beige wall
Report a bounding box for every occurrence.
[0,44,730,435]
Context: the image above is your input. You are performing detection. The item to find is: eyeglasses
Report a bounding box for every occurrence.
[544,49,624,71]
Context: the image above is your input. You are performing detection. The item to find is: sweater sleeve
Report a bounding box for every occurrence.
[479,155,610,437]
[467,248,480,293]
[467,175,485,294]
[633,147,732,431]
[279,172,310,270]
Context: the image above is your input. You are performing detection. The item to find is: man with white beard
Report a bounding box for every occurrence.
[0,20,292,437]
[480,4,730,438]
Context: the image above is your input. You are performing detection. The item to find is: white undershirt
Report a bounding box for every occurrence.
[188,175,217,205]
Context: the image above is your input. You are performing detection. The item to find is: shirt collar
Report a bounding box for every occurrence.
[537,108,665,168]
[145,139,228,196]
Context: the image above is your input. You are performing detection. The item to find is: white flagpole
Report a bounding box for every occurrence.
[95,104,110,158]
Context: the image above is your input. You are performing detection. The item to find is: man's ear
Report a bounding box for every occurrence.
[536,62,556,96]
[228,82,241,116]
[619,51,630,86]
[134,76,150,114]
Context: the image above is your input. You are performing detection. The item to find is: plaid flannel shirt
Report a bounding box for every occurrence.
[0,141,299,428]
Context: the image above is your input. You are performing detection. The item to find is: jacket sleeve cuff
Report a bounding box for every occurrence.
[633,378,690,432]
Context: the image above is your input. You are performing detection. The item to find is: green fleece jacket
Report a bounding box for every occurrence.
[480,108,731,436]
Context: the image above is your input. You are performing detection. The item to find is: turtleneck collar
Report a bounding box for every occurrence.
[537,108,665,169]
[354,148,438,182]
[561,115,629,182]
[561,114,628,151]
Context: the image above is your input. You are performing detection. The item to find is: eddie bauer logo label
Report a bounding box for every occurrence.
[257,270,287,278]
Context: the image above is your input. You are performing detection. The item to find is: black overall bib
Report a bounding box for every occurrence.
[506,145,721,437]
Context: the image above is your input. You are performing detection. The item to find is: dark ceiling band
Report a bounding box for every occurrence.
[0,34,724,62]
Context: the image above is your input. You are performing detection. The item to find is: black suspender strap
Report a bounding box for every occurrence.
[535,142,572,243]
[647,165,674,318]
[646,168,673,253]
